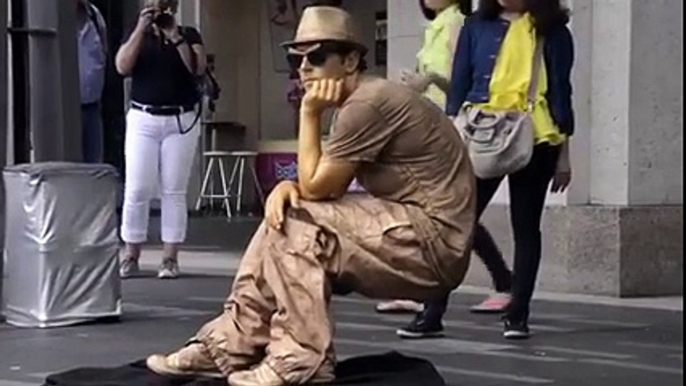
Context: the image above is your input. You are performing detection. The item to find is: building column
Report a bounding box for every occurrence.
[178,0,201,28]
[386,0,424,84]
[562,0,683,296]
[0,0,8,305]
[26,0,81,162]
[0,0,8,168]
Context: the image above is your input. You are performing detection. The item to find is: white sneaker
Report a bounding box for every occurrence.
[119,258,140,279]
[158,259,180,279]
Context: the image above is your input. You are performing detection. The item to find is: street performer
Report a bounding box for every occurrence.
[146,6,476,386]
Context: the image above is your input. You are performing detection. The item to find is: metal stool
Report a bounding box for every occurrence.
[195,150,265,218]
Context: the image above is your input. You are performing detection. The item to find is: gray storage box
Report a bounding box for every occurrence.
[2,162,122,328]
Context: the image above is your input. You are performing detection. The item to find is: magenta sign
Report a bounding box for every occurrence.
[256,152,366,195]
[256,153,298,194]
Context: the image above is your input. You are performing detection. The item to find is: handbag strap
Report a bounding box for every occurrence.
[526,37,545,112]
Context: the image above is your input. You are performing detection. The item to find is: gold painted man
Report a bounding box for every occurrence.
[146,6,476,386]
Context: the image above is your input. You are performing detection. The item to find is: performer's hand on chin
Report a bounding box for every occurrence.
[265,181,301,232]
[301,78,345,115]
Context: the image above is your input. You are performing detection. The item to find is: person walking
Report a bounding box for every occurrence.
[398,0,575,340]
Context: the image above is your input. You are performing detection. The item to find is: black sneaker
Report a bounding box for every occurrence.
[503,319,531,340]
[396,314,444,339]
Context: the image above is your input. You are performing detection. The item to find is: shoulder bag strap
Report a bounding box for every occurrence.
[526,37,545,112]
[179,27,200,75]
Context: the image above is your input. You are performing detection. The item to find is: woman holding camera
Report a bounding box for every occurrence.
[116,0,207,279]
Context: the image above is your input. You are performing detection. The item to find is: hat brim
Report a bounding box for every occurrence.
[281,38,368,55]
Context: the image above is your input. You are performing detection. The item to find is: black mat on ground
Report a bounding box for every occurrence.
[43,352,447,386]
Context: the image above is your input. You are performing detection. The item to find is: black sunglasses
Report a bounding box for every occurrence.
[286,48,332,70]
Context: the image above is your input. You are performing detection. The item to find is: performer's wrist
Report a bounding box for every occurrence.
[276,180,299,190]
[300,106,323,118]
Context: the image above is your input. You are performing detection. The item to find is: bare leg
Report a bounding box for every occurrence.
[159,243,181,279]
[123,243,142,260]
[163,243,179,260]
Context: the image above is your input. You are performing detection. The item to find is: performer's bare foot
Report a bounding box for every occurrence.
[228,360,335,386]
[146,343,223,378]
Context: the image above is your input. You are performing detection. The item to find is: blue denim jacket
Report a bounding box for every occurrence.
[446,15,576,135]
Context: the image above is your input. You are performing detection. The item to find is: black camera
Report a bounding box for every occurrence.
[153,12,175,29]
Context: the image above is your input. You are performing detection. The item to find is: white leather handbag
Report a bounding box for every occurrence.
[454,39,544,179]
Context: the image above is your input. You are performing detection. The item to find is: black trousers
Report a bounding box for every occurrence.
[425,144,561,323]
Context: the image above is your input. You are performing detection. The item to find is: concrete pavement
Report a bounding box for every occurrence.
[0,216,682,385]
[138,248,683,313]
[0,274,682,386]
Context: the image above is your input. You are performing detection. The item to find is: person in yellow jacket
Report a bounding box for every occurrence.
[376,0,470,314]
[400,0,469,109]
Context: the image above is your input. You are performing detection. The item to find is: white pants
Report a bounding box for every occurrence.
[121,109,200,244]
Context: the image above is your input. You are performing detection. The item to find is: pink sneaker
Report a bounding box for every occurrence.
[375,300,424,314]
[470,293,512,314]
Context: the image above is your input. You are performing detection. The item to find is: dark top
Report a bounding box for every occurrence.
[446,15,575,135]
[128,26,203,106]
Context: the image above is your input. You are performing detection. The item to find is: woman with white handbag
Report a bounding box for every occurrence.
[398,0,575,340]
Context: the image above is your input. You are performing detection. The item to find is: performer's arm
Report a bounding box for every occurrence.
[298,103,356,201]
[297,79,392,202]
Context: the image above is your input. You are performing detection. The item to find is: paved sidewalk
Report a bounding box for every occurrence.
[2,216,681,385]
[138,248,684,313]
[0,275,682,386]
[139,248,242,277]
[140,215,685,312]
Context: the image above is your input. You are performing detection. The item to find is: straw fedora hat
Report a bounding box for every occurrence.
[282,6,368,53]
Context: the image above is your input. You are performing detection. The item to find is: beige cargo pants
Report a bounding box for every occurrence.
[192,195,470,383]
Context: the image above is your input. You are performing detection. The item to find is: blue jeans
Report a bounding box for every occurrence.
[81,102,104,163]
